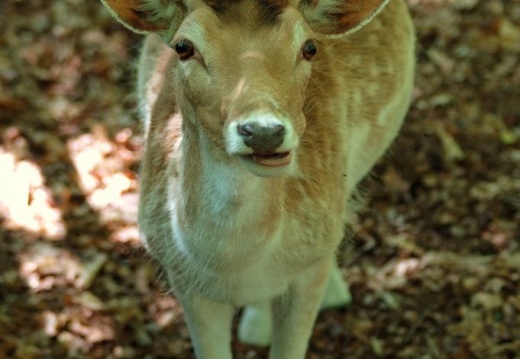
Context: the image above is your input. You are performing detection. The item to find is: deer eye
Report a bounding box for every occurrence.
[173,39,195,60]
[302,40,317,61]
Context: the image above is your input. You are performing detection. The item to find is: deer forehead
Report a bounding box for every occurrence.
[176,3,310,56]
[200,0,287,25]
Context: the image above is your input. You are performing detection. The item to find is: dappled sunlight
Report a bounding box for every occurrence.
[18,243,81,292]
[0,123,153,357]
[1,0,519,357]
[15,243,116,355]
[17,242,108,292]
[40,307,117,354]
[66,126,141,245]
[0,1,192,357]
[38,305,117,355]
[370,257,424,291]
[13,238,182,357]
[0,145,65,240]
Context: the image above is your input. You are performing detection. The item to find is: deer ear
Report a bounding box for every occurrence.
[100,0,181,34]
[300,0,389,36]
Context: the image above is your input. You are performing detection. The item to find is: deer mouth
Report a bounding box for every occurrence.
[247,151,292,167]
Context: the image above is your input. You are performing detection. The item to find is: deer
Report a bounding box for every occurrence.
[100,0,414,358]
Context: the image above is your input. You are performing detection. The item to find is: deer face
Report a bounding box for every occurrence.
[171,2,315,176]
[101,0,390,177]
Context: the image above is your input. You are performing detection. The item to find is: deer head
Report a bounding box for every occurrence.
[101,0,389,177]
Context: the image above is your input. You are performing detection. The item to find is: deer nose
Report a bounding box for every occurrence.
[237,122,285,153]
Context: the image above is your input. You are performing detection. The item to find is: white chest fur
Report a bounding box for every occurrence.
[165,138,289,304]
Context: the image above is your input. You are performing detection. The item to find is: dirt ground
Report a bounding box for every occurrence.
[0,0,519,358]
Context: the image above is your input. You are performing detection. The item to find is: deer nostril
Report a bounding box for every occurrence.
[238,123,255,137]
[272,124,285,136]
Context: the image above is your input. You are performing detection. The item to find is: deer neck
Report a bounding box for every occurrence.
[171,119,285,270]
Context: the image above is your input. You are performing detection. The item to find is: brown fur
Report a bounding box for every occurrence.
[100,0,415,358]
[206,0,287,24]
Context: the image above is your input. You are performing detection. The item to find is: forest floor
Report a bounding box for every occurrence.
[0,0,519,358]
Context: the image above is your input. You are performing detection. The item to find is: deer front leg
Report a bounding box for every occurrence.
[239,261,350,347]
[269,258,331,359]
[177,294,235,359]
